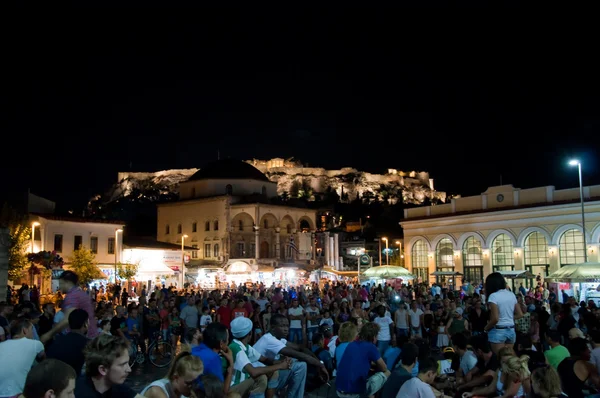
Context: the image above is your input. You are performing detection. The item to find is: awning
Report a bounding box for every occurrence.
[136,261,176,276]
[546,262,600,283]
[363,265,416,280]
[497,270,536,279]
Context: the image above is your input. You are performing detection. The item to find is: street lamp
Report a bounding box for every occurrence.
[181,234,188,288]
[115,229,123,284]
[396,240,402,266]
[31,221,40,253]
[382,237,389,265]
[569,159,588,262]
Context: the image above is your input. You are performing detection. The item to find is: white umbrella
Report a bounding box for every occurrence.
[546,262,600,283]
[363,265,416,280]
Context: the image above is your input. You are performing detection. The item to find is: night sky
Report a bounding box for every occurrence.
[3,15,599,212]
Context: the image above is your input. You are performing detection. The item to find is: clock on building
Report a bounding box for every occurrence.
[497,194,504,202]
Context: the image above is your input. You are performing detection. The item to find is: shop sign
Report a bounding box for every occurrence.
[359,254,371,266]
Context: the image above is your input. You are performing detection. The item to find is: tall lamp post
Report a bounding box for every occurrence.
[569,159,588,262]
[181,234,188,288]
[395,240,402,266]
[382,237,389,265]
[115,229,123,284]
[31,221,40,253]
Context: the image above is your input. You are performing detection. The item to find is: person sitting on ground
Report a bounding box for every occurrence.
[22,359,76,398]
[335,322,391,398]
[228,317,291,398]
[193,374,241,398]
[191,322,235,395]
[381,342,419,397]
[74,334,142,398]
[141,352,203,398]
[396,357,439,398]
[456,335,500,395]
[253,313,323,398]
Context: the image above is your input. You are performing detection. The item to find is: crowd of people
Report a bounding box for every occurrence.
[1,269,600,398]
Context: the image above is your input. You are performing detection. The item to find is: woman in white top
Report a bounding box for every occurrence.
[142,351,203,398]
[483,272,523,354]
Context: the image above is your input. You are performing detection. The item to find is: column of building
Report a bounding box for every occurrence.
[329,236,335,267]
[333,233,340,270]
[311,230,317,261]
[323,232,330,266]
[254,226,260,258]
[275,227,281,259]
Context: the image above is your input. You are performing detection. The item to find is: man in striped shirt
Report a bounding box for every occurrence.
[228,317,291,398]
[40,271,98,344]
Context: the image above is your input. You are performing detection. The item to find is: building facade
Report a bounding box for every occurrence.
[25,213,124,290]
[400,184,600,287]
[157,159,318,277]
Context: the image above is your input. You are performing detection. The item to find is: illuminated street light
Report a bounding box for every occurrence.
[568,159,587,262]
[382,237,389,265]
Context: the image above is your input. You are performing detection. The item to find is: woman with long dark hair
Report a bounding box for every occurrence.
[483,272,523,354]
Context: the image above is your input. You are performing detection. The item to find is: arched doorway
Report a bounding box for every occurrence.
[260,241,270,258]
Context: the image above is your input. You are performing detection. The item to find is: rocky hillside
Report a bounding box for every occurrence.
[91,158,445,208]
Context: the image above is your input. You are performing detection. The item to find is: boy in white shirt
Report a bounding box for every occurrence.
[199,306,212,332]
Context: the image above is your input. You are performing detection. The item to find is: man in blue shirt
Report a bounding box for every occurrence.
[191,323,234,395]
[336,322,391,397]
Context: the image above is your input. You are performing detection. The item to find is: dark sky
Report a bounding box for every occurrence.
[3,14,599,211]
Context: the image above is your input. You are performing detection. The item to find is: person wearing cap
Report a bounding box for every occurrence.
[446,307,468,337]
[228,317,291,398]
[40,270,98,344]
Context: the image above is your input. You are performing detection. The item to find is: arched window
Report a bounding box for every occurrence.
[213,244,220,258]
[262,186,267,196]
[214,220,219,231]
[299,219,311,232]
[225,184,233,195]
[239,220,244,231]
[560,229,585,266]
[411,240,429,283]
[492,233,514,271]
[263,219,268,229]
[165,224,170,235]
[524,232,549,286]
[435,238,454,285]
[177,224,182,234]
[462,237,483,284]
[205,221,210,232]
[286,224,292,234]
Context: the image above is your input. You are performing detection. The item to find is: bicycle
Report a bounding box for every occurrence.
[128,331,174,368]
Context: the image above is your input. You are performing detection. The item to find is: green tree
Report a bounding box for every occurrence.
[69,246,104,286]
[0,204,31,282]
[117,262,139,293]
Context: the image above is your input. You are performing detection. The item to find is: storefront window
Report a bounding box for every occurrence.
[492,233,514,271]
[560,229,585,266]
[412,239,428,283]
[462,237,483,284]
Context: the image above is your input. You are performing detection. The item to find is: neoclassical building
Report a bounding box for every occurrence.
[400,184,600,287]
[157,159,318,275]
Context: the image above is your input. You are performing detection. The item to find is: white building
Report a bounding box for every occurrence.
[157,159,318,284]
[400,184,600,291]
[26,213,124,291]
